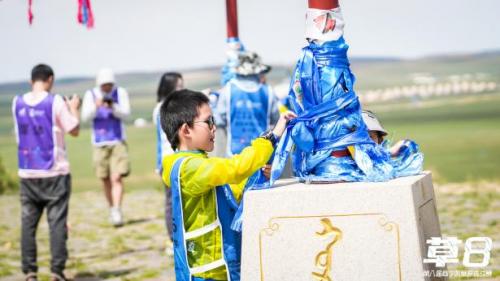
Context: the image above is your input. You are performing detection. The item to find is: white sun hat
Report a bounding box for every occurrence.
[234,51,271,76]
[362,110,387,136]
[96,68,115,86]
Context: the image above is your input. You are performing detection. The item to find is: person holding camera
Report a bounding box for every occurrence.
[81,68,131,227]
[13,64,81,281]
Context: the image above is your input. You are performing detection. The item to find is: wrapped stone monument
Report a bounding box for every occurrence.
[240,1,445,280]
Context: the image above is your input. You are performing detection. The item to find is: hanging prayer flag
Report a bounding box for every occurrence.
[77,0,94,28]
[28,0,34,25]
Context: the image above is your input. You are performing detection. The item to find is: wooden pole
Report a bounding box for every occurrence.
[308,0,339,9]
[226,0,239,39]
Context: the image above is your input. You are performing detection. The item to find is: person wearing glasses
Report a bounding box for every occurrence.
[159,89,295,280]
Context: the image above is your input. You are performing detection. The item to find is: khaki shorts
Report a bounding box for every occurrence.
[93,142,131,179]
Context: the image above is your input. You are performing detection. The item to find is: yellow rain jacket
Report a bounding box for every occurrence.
[162,138,273,280]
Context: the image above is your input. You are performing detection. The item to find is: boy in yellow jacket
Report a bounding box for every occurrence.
[160,89,294,281]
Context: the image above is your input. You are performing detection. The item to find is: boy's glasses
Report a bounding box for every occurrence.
[193,116,215,130]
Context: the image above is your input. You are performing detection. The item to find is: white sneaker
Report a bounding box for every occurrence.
[110,207,124,227]
[165,240,174,257]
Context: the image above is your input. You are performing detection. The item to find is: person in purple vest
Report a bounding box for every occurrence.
[81,68,131,227]
[12,64,81,281]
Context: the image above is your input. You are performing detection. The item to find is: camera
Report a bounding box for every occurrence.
[102,94,114,105]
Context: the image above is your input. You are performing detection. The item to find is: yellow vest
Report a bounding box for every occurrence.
[162,138,273,280]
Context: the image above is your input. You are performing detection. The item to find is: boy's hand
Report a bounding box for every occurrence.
[262,164,271,180]
[272,111,297,137]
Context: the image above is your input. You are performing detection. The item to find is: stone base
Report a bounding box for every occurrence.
[241,172,446,281]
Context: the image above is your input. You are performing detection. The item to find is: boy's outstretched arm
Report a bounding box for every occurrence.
[181,112,296,197]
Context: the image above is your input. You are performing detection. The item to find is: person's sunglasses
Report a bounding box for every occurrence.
[193,116,215,130]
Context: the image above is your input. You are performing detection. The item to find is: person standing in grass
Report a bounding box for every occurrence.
[215,51,280,157]
[152,72,184,253]
[81,68,131,227]
[12,64,81,281]
[160,89,295,280]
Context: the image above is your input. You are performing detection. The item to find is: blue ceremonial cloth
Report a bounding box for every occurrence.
[230,37,424,232]
[269,37,423,184]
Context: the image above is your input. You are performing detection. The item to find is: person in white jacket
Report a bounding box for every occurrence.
[81,68,131,227]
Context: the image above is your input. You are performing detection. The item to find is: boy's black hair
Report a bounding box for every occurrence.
[157,72,182,102]
[160,89,209,150]
[31,64,54,82]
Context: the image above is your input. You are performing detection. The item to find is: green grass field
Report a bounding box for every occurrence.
[1,91,499,192]
[1,57,499,281]
[370,93,500,183]
[1,55,500,192]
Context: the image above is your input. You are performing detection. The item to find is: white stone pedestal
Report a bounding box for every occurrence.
[241,172,446,281]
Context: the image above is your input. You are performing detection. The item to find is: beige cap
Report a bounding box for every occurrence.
[362,110,387,136]
[96,68,115,86]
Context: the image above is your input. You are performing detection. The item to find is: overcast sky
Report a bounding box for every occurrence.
[1,0,499,83]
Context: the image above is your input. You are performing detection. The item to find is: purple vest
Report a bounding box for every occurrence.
[92,89,124,144]
[14,94,55,170]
